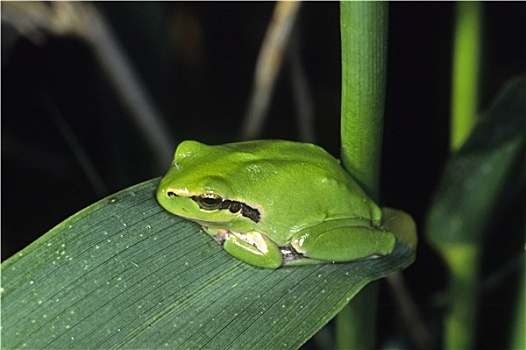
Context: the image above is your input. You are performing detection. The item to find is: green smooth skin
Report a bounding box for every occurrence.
[157,140,396,269]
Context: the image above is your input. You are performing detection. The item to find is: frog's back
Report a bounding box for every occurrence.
[222,140,334,164]
[204,140,365,203]
[221,140,376,221]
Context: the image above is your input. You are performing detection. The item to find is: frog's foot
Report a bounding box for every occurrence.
[204,227,268,250]
[205,229,283,269]
[280,246,328,266]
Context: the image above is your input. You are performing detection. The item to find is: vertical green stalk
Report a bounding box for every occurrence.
[443,3,483,349]
[450,2,482,152]
[337,2,388,349]
[511,266,525,350]
[443,245,480,349]
[340,2,387,200]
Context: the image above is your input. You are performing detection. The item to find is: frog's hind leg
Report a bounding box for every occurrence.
[223,232,283,269]
[290,219,396,262]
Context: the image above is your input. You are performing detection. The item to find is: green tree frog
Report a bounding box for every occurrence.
[157,140,397,269]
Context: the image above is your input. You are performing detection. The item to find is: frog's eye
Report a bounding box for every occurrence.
[193,194,223,210]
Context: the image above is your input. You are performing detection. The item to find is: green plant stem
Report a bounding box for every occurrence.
[511,263,525,350]
[442,3,483,348]
[339,2,387,200]
[450,2,483,152]
[336,283,379,350]
[337,2,388,349]
[443,245,480,349]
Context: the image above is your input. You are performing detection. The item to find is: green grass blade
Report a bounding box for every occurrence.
[2,179,415,349]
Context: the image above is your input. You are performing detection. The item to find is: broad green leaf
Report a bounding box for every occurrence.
[2,179,415,349]
[427,75,525,248]
[425,76,525,349]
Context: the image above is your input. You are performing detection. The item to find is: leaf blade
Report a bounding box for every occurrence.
[2,179,414,349]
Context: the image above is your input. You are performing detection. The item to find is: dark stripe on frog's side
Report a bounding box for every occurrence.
[219,200,261,223]
[190,196,261,223]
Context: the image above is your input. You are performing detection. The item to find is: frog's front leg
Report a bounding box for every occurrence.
[290,219,396,263]
[215,230,283,269]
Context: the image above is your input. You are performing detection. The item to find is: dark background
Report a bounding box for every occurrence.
[2,2,525,349]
